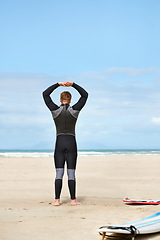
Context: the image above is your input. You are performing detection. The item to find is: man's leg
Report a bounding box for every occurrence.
[67,168,76,199]
[66,136,80,205]
[53,136,65,206]
[67,168,80,205]
[55,168,64,198]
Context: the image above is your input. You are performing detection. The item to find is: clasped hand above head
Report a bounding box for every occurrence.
[58,81,73,87]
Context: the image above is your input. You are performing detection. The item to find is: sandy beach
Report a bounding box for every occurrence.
[0,155,160,240]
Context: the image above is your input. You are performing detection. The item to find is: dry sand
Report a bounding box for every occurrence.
[0,155,160,240]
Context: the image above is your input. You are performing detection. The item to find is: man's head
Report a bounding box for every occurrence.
[60,91,72,104]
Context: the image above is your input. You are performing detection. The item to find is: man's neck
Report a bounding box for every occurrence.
[62,102,69,105]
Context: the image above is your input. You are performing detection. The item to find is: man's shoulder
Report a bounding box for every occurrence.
[51,106,63,118]
[68,106,79,118]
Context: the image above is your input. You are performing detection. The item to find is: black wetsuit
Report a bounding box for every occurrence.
[43,83,88,199]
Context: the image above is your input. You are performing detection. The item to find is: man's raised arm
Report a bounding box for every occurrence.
[71,82,88,111]
[42,83,60,111]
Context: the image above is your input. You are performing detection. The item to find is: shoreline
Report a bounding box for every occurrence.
[1,150,160,158]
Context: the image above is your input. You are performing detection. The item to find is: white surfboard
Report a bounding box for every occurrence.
[98,212,160,239]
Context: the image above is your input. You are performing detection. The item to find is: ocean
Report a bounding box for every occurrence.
[0,149,160,157]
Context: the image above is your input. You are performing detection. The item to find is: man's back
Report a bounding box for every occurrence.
[51,104,79,136]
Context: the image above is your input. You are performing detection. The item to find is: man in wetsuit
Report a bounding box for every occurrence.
[43,81,88,206]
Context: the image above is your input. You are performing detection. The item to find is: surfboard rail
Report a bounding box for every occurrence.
[123,198,160,205]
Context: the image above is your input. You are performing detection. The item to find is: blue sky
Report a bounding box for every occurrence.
[1,0,160,149]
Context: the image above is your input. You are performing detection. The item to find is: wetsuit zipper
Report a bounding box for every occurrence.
[64,105,66,135]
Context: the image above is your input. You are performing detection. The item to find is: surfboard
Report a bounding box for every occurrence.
[98,212,160,239]
[123,198,160,205]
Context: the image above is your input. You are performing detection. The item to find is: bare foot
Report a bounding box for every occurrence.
[52,199,60,206]
[71,199,81,206]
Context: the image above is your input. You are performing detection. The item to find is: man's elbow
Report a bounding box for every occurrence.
[85,92,89,99]
[42,90,46,98]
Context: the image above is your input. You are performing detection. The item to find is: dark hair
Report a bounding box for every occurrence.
[60,91,72,103]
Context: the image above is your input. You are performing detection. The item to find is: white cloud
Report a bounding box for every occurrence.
[103,67,160,76]
[151,117,160,125]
